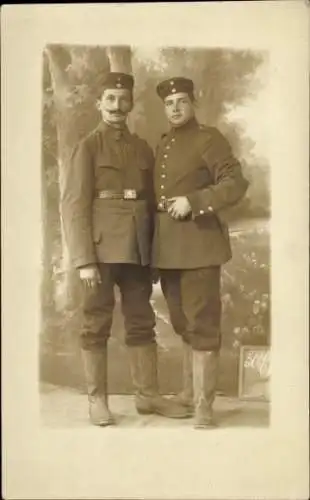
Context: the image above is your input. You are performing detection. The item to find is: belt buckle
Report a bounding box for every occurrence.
[158,198,167,211]
[124,189,137,200]
[98,190,108,199]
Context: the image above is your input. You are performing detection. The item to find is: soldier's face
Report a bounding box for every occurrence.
[98,89,133,125]
[163,92,195,127]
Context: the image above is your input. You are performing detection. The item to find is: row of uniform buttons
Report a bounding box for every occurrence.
[159,136,176,205]
[157,135,214,215]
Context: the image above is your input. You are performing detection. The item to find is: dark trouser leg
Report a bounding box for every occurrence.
[160,270,193,409]
[181,267,222,352]
[160,270,188,339]
[117,264,156,348]
[80,264,116,426]
[181,267,221,428]
[80,264,115,351]
[118,265,191,419]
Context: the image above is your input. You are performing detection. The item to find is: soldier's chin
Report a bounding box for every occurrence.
[170,116,187,127]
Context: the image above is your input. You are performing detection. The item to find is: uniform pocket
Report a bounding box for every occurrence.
[93,208,138,263]
[93,207,135,243]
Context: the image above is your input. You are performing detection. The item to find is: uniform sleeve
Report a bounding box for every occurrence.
[60,139,97,269]
[186,128,249,218]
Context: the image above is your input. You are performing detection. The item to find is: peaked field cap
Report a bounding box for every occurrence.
[156,77,194,99]
[101,72,134,91]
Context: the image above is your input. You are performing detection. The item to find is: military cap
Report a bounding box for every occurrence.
[156,77,194,100]
[101,72,134,92]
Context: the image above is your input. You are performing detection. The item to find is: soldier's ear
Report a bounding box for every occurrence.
[96,100,101,110]
[128,99,134,112]
[189,92,197,106]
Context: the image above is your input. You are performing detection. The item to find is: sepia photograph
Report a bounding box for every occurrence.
[2,3,308,499]
[40,44,271,429]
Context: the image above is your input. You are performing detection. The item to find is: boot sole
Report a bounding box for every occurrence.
[137,408,192,419]
[91,419,115,427]
[194,422,217,429]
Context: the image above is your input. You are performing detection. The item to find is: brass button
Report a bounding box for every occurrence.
[199,210,204,215]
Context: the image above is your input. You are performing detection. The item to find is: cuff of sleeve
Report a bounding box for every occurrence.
[186,192,214,219]
[74,256,98,269]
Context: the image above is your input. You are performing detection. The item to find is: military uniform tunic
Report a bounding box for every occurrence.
[61,122,156,349]
[62,122,155,269]
[152,118,248,269]
[152,118,249,350]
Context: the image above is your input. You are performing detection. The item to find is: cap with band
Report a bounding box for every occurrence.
[156,77,194,100]
[101,72,134,92]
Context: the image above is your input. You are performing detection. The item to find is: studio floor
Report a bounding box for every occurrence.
[40,383,269,428]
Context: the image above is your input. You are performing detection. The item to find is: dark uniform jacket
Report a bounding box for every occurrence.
[61,122,154,269]
[152,118,249,269]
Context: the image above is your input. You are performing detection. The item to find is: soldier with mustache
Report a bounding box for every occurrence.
[61,73,189,426]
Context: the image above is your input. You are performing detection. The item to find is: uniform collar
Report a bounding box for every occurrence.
[170,117,199,135]
[99,120,131,140]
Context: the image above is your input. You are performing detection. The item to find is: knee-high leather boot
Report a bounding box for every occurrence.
[81,348,115,426]
[193,350,219,429]
[128,343,191,419]
[170,342,194,411]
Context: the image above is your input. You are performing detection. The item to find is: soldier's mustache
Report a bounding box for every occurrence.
[109,109,125,115]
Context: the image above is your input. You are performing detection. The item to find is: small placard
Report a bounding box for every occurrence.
[238,345,270,401]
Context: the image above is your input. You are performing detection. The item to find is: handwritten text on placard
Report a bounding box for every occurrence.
[243,349,270,378]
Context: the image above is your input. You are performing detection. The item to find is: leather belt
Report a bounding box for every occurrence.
[95,189,146,200]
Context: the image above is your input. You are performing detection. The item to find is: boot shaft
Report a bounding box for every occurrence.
[80,348,114,426]
[193,350,219,428]
[170,342,193,407]
[128,343,192,419]
[193,350,219,406]
[182,342,193,399]
[80,348,108,397]
[128,343,158,397]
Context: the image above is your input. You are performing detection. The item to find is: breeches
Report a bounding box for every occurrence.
[159,266,222,351]
[80,263,156,350]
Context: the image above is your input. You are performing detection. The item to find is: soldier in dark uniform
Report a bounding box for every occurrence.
[153,77,249,429]
[61,72,188,426]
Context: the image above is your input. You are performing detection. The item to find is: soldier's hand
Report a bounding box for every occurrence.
[168,197,192,220]
[79,265,102,288]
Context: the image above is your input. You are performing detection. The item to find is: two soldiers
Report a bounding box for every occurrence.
[61,72,249,429]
